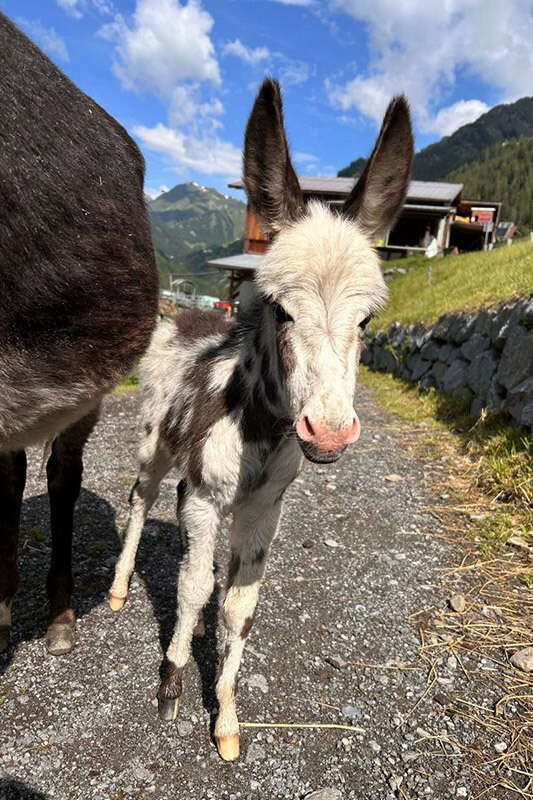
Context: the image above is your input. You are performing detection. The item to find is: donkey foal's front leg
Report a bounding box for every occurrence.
[215,498,282,761]
[157,490,219,721]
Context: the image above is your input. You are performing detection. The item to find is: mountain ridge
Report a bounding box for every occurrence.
[338,96,533,182]
[147,182,246,296]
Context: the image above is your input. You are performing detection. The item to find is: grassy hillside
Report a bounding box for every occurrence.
[338,96,533,181]
[373,239,533,329]
[149,182,245,259]
[446,137,533,228]
[148,182,246,297]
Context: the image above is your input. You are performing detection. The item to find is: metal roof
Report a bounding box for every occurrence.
[228,177,464,205]
[208,253,264,273]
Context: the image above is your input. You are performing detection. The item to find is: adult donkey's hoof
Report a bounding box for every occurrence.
[0,625,11,653]
[108,594,126,612]
[215,734,240,762]
[157,697,179,722]
[45,621,75,655]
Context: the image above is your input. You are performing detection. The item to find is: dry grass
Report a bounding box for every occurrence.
[360,366,532,798]
[412,552,533,799]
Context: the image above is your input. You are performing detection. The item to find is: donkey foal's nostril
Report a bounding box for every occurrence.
[303,416,315,438]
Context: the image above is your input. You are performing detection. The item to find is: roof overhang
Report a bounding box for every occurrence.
[228,176,464,206]
[208,253,264,273]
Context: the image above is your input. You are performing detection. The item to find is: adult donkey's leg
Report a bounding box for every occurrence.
[214,494,282,761]
[0,450,27,652]
[45,407,99,655]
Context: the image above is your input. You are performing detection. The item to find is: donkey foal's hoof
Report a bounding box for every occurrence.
[158,697,179,722]
[216,734,240,762]
[45,622,75,656]
[0,625,11,653]
[108,594,126,612]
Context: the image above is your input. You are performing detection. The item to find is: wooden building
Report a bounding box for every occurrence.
[209,176,501,304]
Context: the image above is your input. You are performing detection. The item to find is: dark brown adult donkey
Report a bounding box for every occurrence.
[0,13,158,656]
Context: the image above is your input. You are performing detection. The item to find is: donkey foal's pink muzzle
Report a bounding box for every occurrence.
[296,414,361,453]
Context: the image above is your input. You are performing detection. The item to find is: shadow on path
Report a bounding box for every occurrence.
[0,778,49,799]
[0,488,117,676]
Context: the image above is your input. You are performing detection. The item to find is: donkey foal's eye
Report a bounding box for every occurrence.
[359,314,373,330]
[273,302,294,324]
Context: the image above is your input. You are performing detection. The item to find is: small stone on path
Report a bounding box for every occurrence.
[341,705,362,721]
[305,790,343,800]
[245,673,268,694]
[506,535,531,551]
[177,720,193,737]
[324,538,339,548]
[245,743,266,763]
[510,647,533,673]
[385,474,403,483]
[325,655,347,670]
[449,593,466,613]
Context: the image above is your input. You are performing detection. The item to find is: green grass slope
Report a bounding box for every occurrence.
[374,240,533,329]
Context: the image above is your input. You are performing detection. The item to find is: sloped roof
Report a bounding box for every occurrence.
[208,253,264,273]
[228,177,464,205]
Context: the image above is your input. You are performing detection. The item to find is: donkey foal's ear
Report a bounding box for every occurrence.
[243,78,304,232]
[343,96,414,239]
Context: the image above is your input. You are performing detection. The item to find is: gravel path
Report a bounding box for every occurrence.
[0,389,486,800]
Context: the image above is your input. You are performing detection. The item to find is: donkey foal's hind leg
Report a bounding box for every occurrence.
[45,407,99,655]
[109,434,172,611]
[157,490,219,722]
[0,450,27,653]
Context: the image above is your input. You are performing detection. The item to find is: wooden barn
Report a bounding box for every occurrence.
[209,176,501,305]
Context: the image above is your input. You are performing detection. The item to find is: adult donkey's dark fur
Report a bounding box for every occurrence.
[0,14,158,655]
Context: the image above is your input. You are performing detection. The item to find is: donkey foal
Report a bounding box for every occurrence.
[110,78,413,761]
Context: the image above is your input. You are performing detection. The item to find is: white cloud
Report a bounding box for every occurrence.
[56,0,83,17]
[223,39,271,65]
[223,39,310,89]
[279,59,311,86]
[134,123,242,177]
[101,0,241,182]
[294,151,319,164]
[145,184,170,199]
[17,19,69,62]
[56,0,113,16]
[270,0,315,5]
[327,0,533,135]
[99,0,220,97]
[426,99,489,137]
[168,85,224,127]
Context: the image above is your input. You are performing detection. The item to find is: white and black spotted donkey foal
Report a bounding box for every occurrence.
[109,78,413,761]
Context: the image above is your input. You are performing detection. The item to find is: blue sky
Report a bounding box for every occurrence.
[3,0,532,198]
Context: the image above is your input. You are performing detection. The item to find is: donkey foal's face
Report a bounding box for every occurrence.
[243,79,413,464]
[256,202,386,463]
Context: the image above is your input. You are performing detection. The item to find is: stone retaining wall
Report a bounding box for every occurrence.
[361,297,533,427]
